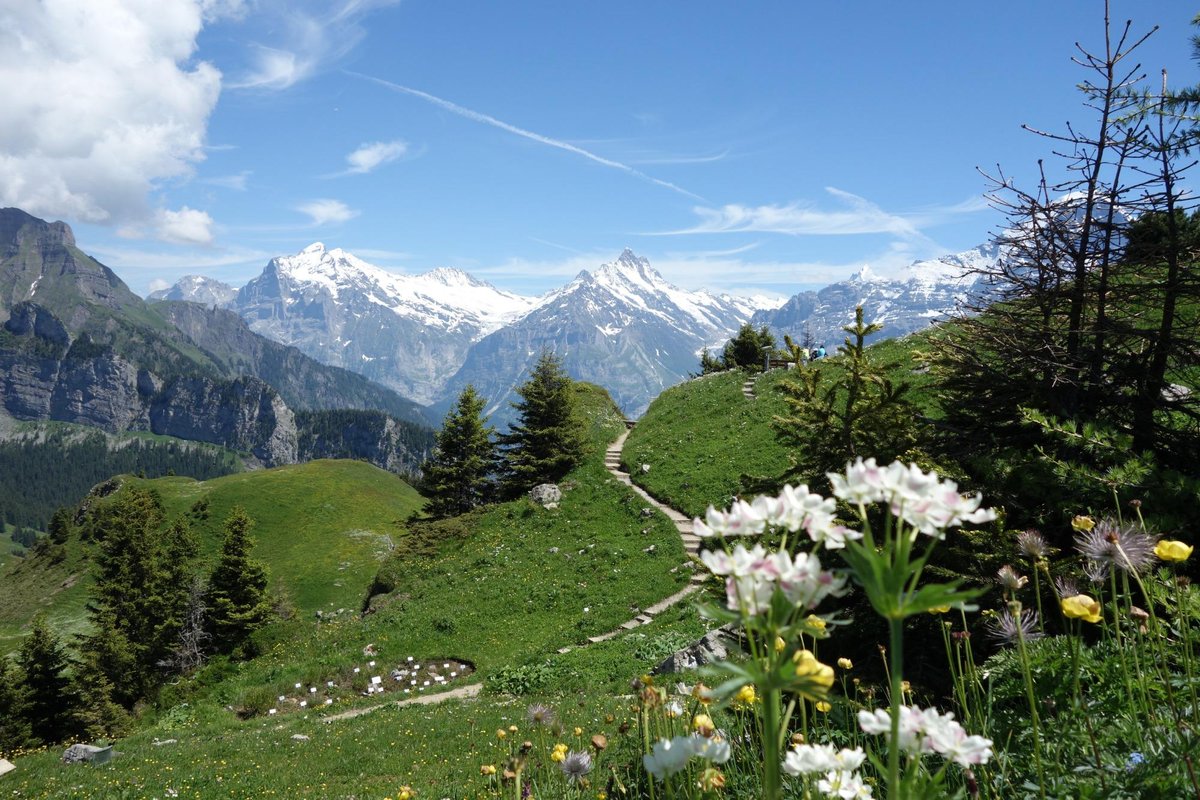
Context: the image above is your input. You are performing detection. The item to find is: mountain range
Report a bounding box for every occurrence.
[0,208,432,473]
[154,244,997,422]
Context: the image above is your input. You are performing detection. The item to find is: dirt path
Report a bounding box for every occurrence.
[326,428,708,720]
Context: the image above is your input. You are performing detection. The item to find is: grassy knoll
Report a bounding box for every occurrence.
[622,333,939,518]
[0,459,425,653]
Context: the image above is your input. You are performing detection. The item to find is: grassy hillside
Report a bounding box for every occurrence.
[4,380,717,798]
[623,333,939,518]
[0,459,425,653]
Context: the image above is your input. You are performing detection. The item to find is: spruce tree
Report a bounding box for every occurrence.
[772,307,918,485]
[0,657,34,756]
[500,350,586,495]
[16,615,83,746]
[207,507,271,655]
[422,385,496,517]
[722,323,777,371]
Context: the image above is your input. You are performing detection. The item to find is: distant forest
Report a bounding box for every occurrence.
[0,430,241,534]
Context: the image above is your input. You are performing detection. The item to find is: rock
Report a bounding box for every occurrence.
[653,627,740,674]
[151,739,177,746]
[362,643,377,656]
[548,547,559,554]
[640,508,654,518]
[61,744,114,765]
[641,463,651,473]
[0,759,14,778]
[528,484,562,507]
[291,734,310,741]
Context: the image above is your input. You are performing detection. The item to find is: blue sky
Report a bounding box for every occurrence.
[2,1,1194,298]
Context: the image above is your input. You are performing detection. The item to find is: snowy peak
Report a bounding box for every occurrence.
[146,274,237,307]
[420,266,487,288]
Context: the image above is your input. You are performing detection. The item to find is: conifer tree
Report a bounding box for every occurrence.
[0,657,34,756]
[772,307,918,485]
[207,507,271,655]
[47,507,72,545]
[722,324,777,371]
[422,385,496,517]
[16,615,83,746]
[500,350,586,494]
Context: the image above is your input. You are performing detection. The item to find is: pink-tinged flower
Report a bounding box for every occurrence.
[782,743,866,776]
[857,705,992,767]
[818,769,875,799]
[828,457,888,505]
[751,494,786,527]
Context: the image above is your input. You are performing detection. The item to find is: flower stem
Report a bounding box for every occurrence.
[887,616,904,798]
[762,687,783,800]
[1014,613,1047,800]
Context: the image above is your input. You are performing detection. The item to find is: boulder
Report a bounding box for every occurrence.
[653,627,740,674]
[61,744,113,765]
[0,759,14,778]
[528,484,562,507]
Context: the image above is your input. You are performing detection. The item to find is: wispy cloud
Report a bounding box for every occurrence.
[652,188,987,240]
[231,1,401,91]
[343,140,409,174]
[297,199,359,225]
[348,73,704,201]
[630,149,730,166]
[202,171,251,191]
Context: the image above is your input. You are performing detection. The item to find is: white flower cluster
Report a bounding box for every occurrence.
[642,733,732,781]
[694,484,861,549]
[782,744,872,799]
[700,544,847,615]
[857,705,993,767]
[828,458,996,539]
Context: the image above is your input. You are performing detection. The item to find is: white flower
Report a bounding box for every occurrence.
[783,743,837,774]
[818,769,874,799]
[686,733,731,764]
[858,704,992,766]
[643,737,692,780]
[752,493,786,527]
[828,457,888,505]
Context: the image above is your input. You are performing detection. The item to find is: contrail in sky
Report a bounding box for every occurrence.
[348,72,704,201]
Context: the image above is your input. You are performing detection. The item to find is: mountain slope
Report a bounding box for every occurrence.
[232,243,536,404]
[147,275,237,307]
[441,249,769,421]
[751,244,998,346]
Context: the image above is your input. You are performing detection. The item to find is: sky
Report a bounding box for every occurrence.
[1,0,1195,300]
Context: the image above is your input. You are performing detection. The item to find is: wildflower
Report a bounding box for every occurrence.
[1076,519,1159,573]
[1126,752,1146,771]
[643,737,691,780]
[526,703,556,727]
[480,764,496,776]
[774,636,787,653]
[805,614,827,632]
[793,650,835,691]
[560,750,593,784]
[857,705,992,766]
[692,714,715,736]
[590,734,607,751]
[1155,540,1193,562]
[996,565,1028,593]
[816,701,832,713]
[1072,515,1096,532]
[687,733,731,763]
[986,607,1042,646]
[1082,558,1108,585]
[1053,576,1078,599]
[928,605,952,614]
[818,769,875,799]
[508,725,519,733]
[550,743,568,762]
[692,682,714,705]
[496,729,507,740]
[396,788,415,800]
[838,657,853,670]
[664,700,683,718]
[734,684,757,706]
[697,767,726,791]
[1016,529,1052,560]
[1061,594,1102,623]
[782,743,866,775]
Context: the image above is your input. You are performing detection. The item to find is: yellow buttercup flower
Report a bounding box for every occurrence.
[793,649,835,690]
[774,636,787,653]
[928,605,951,614]
[1155,540,1193,562]
[692,713,715,736]
[805,614,827,632]
[397,788,415,800]
[1071,515,1096,532]
[574,726,583,736]
[480,764,497,776]
[815,701,832,713]
[837,657,853,670]
[734,684,757,706]
[1061,594,1102,623]
[496,729,507,739]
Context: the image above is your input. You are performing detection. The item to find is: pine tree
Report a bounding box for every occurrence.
[16,615,83,746]
[499,350,586,495]
[772,307,919,485]
[0,657,34,756]
[722,324,777,371]
[422,385,496,518]
[47,507,72,544]
[207,507,271,655]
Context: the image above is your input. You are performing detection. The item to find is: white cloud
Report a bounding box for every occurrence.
[202,171,251,190]
[654,189,988,240]
[148,278,172,292]
[156,206,215,245]
[345,140,409,174]
[232,0,400,90]
[0,0,227,240]
[297,199,359,225]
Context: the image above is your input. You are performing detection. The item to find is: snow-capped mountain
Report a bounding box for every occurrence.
[146,275,237,307]
[751,243,1001,349]
[440,249,778,421]
[229,243,536,405]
